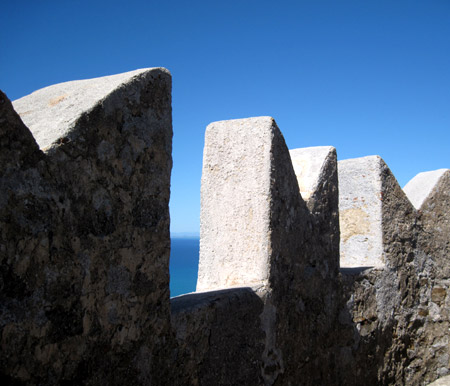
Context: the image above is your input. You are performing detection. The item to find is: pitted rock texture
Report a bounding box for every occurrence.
[403,169,449,210]
[335,162,449,385]
[290,146,340,276]
[418,170,450,275]
[0,68,174,385]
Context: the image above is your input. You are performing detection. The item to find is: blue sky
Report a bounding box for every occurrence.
[1,0,449,234]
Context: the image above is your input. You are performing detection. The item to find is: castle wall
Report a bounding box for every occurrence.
[1,70,449,385]
[189,117,342,385]
[0,69,174,385]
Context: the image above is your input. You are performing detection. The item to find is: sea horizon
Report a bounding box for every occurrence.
[169,236,200,297]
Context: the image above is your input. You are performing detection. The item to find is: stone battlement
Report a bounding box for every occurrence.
[1,69,448,385]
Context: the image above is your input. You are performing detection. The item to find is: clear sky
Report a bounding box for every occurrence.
[1,0,449,234]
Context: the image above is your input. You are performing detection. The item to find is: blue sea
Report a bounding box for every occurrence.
[169,237,200,297]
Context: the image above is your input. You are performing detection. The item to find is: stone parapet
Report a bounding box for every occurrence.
[0,68,173,385]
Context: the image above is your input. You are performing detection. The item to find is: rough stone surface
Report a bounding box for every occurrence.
[335,158,448,385]
[419,169,450,275]
[338,155,414,269]
[267,128,341,386]
[403,169,449,210]
[428,375,450,386]
[290,146,335,201]
[339,156,385,267]
[197,117,277,291]
[12,69,155,151]
[412,169,450,384]
[0,68,174,385]
[290,145,340,276]
[171,287,266,386]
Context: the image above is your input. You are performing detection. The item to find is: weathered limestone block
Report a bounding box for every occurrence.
[409,169,450,384]
[197,117,296,291]
[403,169,449,210]
[290,146,340,275]
[290,146,336,202]
[339,156,384,267]
[0,68,173,385]
[339,155,415,268]
[421,169,450,270]
[405,169,450,271]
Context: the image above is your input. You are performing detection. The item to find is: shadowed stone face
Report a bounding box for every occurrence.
[0,68,174,385]
[403,168,450,210]
[290,146,335,201]
[289,145,340,275]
